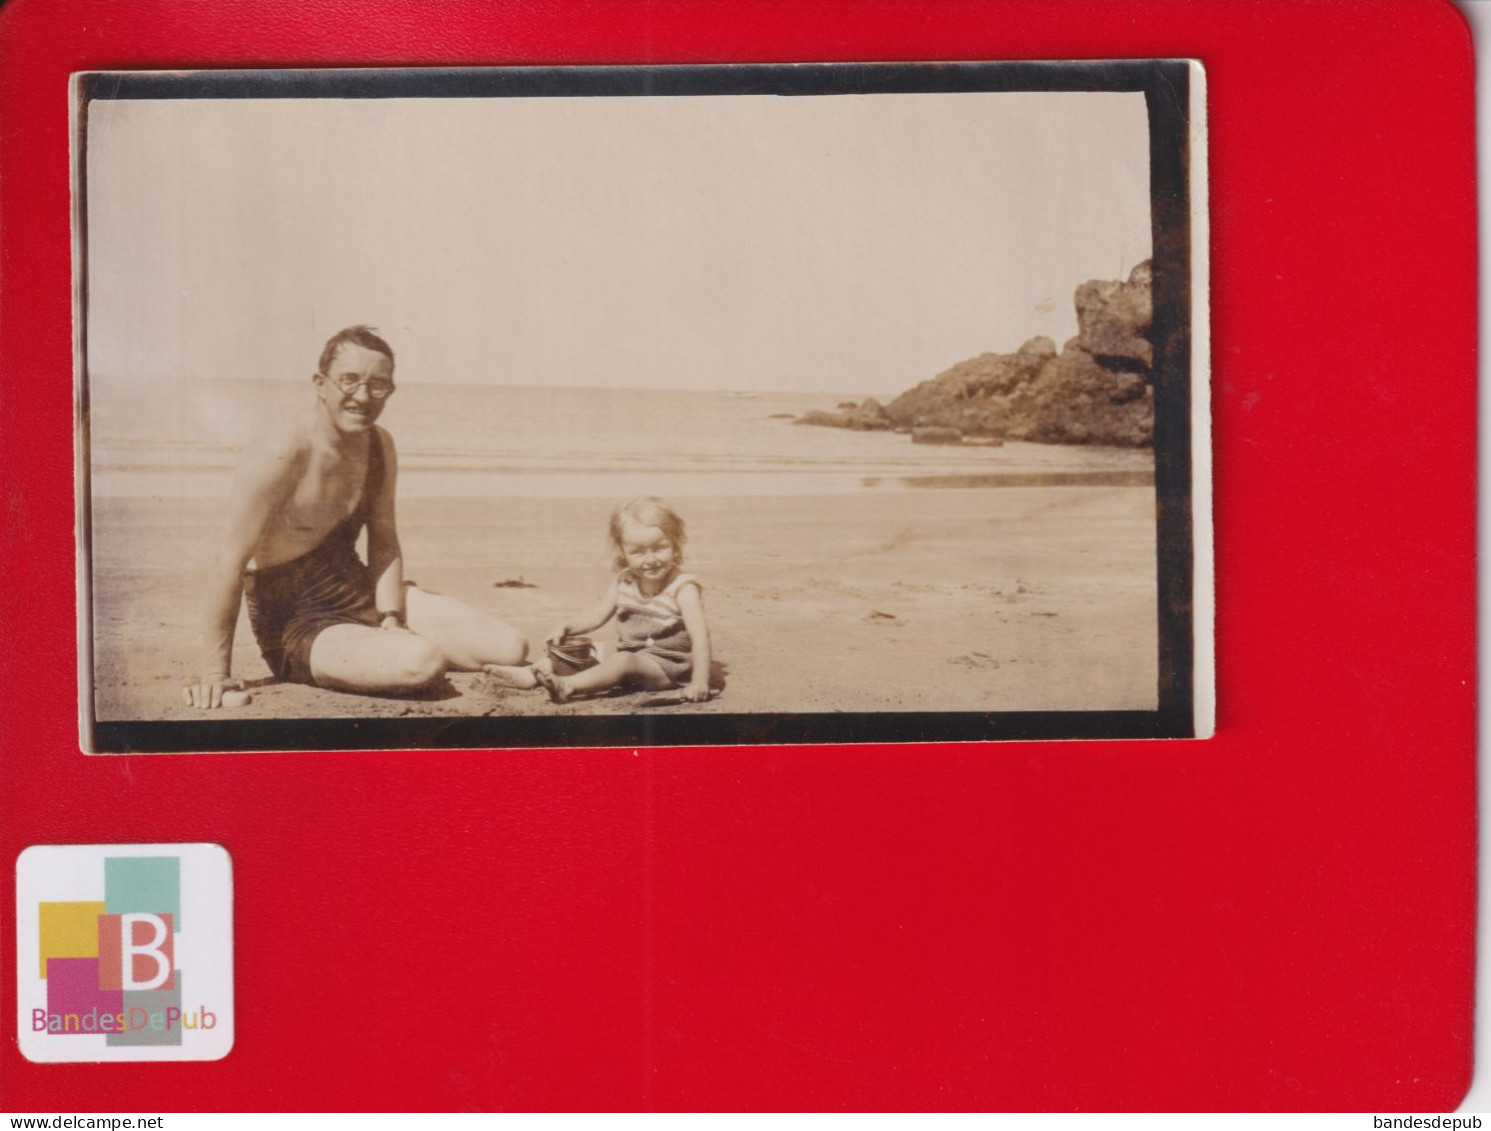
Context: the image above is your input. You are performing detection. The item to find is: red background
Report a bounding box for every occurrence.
[0,0,1476,1112]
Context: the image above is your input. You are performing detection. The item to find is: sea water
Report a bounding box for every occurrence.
[85,377,1153,499]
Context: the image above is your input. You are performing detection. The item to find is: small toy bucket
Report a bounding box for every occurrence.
[547,636,601,676]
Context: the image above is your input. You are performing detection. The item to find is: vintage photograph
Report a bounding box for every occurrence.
[75,63,1210,751]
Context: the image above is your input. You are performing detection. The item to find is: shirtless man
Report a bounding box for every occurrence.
[184,325,528,709]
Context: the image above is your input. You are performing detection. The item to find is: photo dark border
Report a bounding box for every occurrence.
[77,60,1197,753]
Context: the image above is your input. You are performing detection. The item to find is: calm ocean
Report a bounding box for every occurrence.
[86,378,1153,499]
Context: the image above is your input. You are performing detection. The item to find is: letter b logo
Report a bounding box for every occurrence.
[98,912,175,991]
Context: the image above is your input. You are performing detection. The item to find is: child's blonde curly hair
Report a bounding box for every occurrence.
[608,497,687,572]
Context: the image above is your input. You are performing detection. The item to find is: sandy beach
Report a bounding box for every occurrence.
[88,484,1158,728]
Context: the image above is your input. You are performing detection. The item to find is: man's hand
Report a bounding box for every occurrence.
[682,678,713,703]
[183,674,238,710]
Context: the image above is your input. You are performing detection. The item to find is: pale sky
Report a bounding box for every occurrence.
[85,88,1151,396]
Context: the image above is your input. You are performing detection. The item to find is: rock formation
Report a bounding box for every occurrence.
[793,398,892,432]
[796,260,1156,447]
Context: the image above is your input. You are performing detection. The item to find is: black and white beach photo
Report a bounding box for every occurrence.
[75,62,1211,751]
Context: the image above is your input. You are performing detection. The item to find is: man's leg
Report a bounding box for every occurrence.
[309,624,447,694]
[405,585,529,670]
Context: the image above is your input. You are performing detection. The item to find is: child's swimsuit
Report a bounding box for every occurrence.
[614,569,701,686]
[243,436,384,686]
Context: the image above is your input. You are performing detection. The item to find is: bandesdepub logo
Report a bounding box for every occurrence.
[16,844,233,1062]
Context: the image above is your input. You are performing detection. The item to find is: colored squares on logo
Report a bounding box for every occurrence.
[98,913,175,991]
[107,975,184,1048]
[44,958,123,1035]
[37,902,106,979]
[106,857,180,928]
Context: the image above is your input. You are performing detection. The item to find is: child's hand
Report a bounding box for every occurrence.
[682,678,712,703]
[544,625,570,647]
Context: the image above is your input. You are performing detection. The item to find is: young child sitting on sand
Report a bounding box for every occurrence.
[535,497,713,704]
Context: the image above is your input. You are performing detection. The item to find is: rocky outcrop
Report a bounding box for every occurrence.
[798,260,1156,447]
[880,336,1059,439]
[1075,259,1153,368]
[792,397,892,432]
[1008,338,1153,447]
[795,409,855,429]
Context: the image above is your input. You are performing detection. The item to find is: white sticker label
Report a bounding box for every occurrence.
[16,844,234,1062]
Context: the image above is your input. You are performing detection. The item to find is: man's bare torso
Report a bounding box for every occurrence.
[249,424,378,571]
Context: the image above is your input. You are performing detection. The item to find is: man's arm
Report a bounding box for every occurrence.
[187,433,302,708]
[364,426,406,628]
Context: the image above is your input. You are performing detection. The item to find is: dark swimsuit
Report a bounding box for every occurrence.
[244,435,384,686]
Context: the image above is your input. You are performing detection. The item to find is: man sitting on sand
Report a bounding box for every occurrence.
[184,325,528,709]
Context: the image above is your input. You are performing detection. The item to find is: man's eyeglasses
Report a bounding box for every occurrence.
[324,374,396,399]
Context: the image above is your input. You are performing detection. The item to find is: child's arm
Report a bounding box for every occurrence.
[676,580,712,702]
[546,583,619,645]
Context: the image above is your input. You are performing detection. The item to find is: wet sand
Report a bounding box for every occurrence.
[88,486,1159,727]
